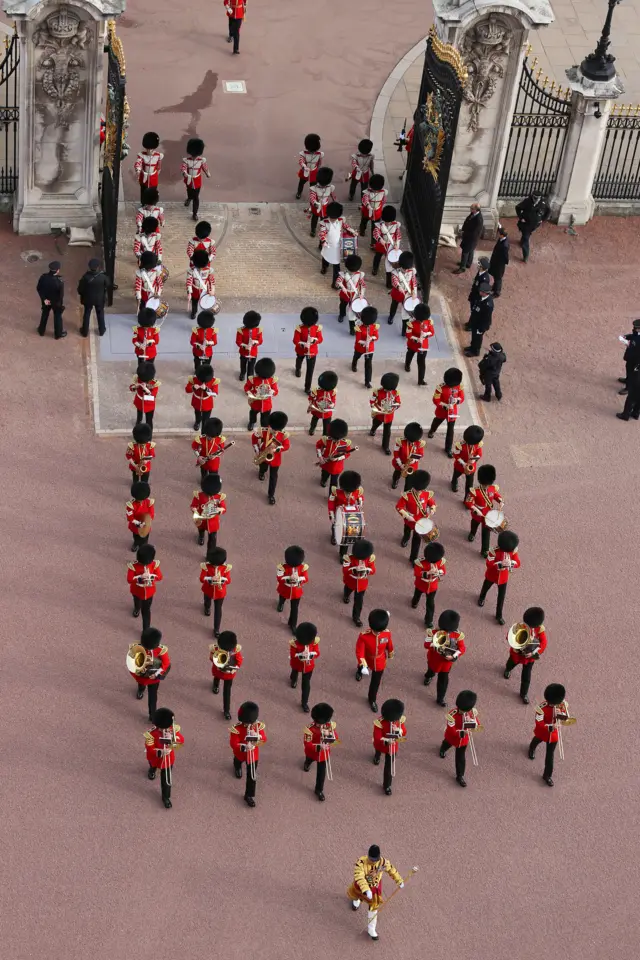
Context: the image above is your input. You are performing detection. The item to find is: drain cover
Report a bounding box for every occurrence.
[249,207,261,215]
[21,250,43,263]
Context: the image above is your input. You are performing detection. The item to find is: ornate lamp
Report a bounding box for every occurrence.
[580,0,622,81]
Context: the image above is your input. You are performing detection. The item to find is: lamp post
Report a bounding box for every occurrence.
[580,0,622,81]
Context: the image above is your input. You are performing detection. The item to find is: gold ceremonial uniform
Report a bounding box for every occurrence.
[347,856,402,910]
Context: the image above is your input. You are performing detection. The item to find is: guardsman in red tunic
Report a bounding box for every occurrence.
[308,369,338,436]
[236,310,263,382]
[128,627,171,720]
[133,216,162,266]
[404,303,434,385]
[200,545,232,637]
[307,166,336,238]
[290,621,320,713]
[136,187,165,234]
[144,707,184,809]
[347,138,374,200]
[424,609,466,707]
[336,254,366,329]
[347,845,404,941]
[412,541,446,628]
[396,469,437,564]
[303,702,337,801]
[296,133,323,198]
[130,362,160,435]
[328,469,364,555]
[293,306,324,394]
[187,219,216,266]
[191,474,226,550]
[185,363,220,432]
[209,629,243,720]
[452,424,484,496]
[429,367,465,456]
[127,544,163,631]
[245,357,278,431]
[373,698,406,796]
[343,539,376,627]
[391,421,425,491]
[465,464,504,557]
[352,305,380,388]
[134,132,163,203]
[252,410,290,505]
[505,606,548,704]
[316,418,355,488]
[190,309,218,375]
[369,372,401,454]
[229,701,267,808]
[126,423,155,482]
[478,530,521,625]
[388,251,418,326]
[192,417,234,479]
[277,545,309,634]
[132,307,160,371]
[224,0,247,53]
[126,480,155,552]
[372,205,401,285]
[440,689,480,788]
[181,137,210,219]
[359,173,388,245]
[529,683,574,786]
[134,251,164,315]
[356,609,394,711]
[186,248,215,320]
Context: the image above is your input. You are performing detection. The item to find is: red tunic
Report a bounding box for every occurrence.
[136,205,165,234]
[413,558,446,595]
[127,560,163,600]
[289,638,319,674]
[244,376,278,413]
[130,377,160,413]
[308,184,336,217]
[133,232,163,263]
[209,640,243,681]
[126,441,156,476]
[453,441,484,477]
[433,384,465,422]
[395,489,436,530]
[236,326,263,359]
[134,267,164,304]
[277,562,309,600]
[485,549,521,585]
[132,325,160,362]
[391,438,425,473]
[129,644,170,686]
[353,322,379,356]
[307,387,336,420]
[424,630,466,674]
[187,235,216,265]
[534,700,569,743]
[191,491,226,533]
[390,267,418,303]
[328,486,364,521]
[405,318,434,353]
[126,497,155,535]
[186,266,215,301]
[372,220,401,255]
[355,629,393,672]
[315,437,354,476]
[145,724,184,769]
[190,326,218,360]
[444,708,479,748]
[192,435,228,473]
[181,156,209,189]
[336,269,366,304]
[298,149,324,183]
[134,150,163,188]
[361,187,387,222]
[185,375,220,412]
[370,388,401,424]
[464,484,503,523]
[293,324,324,358]
[508,625,547,666]
[252,428,290,468]
[372,717,406,755]
[349,151,374,184]
[342,554,376,593]
[225,0,246,18]
[304,721,338,762]
[200,562,232,600]
[229,722,267,763]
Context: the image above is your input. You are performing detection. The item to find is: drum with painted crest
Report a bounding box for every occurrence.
[485,509,508,531]
[415,517,440,542]
[334,507,365,547]
[385,247,402,273]
[146,297,169,320]
[199,293,221,315]
[341,236,358,259]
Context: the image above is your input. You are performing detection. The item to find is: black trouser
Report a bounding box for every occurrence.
[295,354,316,393]
[470,519,491,554]
[315,759,326,793]
[186,185,201,217]
[372,251,383,274]
[234,757,258,797]
[321,259,340,284]
[405,349,426,383]
[296,175,308,197]
[258,463,279,498]
[530,737,557,779]
[213,676,233,715]
[203,596,224,634]
[425,669,449,703]
[403,526,422,563]
[137,680,159,719]
[310,212,319,235]
[380,753,393,790]
[413,588,436,626]
[622,389,640,417]
[391,470,412,491]
[388,298,399,322]
[38,303,65,337]
[352,351,373,385]
[518,225,534,261]
[309,415,331,436]
[193,408,211,430]
[81,303,106,336]
[149,766,172,802]
[368,669,383,704]
[467,330,485,356]
[452,468,474,495]
[482,376,502,401]
[132,532,150,550]
[291,669,312,707]
[248,408,270,429]
[197,525,217,549]
[190,297,202,320]
[479,578,507,619]
[348,178,364,200]
[320,468,332,487]
[440,741,466,779]
[338,299,348,321]
[459,245,476,270]
[490,270,504,296]
[133,596,153,631]
[135,409,154,436]
[239,355,256,379]
[429,416,455,453]
[280,596,300,630]
[344,586,365,622]
[370,417,391,450]
[229,16,242,52]
[506,657,534,698]
[358,216,376,243]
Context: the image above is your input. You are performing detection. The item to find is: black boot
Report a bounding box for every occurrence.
[212,678,220,695]
[136,686,145,700]
[303,758,312,772]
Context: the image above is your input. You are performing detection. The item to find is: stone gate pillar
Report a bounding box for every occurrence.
[433,0,554,236]
[3,0,125,235]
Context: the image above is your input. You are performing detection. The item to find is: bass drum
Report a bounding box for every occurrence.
[334,507,365,547]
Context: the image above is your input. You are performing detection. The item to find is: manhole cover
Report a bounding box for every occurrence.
[249,207,261,215]
[224,80,246,93]
[21,250,43,263]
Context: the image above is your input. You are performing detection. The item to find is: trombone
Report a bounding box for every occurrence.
[554,704,577,760]
[245,724,260,780]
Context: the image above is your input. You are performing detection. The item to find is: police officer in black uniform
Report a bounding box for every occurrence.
[515,192,550,263]
[464,283,494,357]
[36,261,67,339]
[618,319,640,395]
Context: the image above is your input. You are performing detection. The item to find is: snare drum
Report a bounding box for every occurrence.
[347,297,368,325]
[147,297,169,320]
[199,294,219,314]
[341,236,358,260]
[334,507,365,547]
[402,296,420,320]
[159,265,170,284]
[485,509,508,531]
[385,247,402,273]
[415,517,440,542]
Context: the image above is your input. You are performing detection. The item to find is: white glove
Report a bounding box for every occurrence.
[399,882,405,889]
[361,665,370,676]
[365,890,373,901]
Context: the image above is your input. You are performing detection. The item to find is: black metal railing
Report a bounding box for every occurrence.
[593,105,640,200]
[498,49,572,200]
[101,22,127,304]
[0,28,20,195]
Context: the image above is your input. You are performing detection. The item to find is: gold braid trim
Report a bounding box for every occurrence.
[429,25,468,86]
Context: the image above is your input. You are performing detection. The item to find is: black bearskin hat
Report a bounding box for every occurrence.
[295,622,318,645]
[269,411,288,431]
[243,310,262,329]
[137,362,156,383]
[133,423,152,443]
[142,187,159,206]
[404,421,423,442]
[141,216,158,234]
[140,251,158,270]
[381,372,400,391]
[238,701,260,724]
[318,371,338,391]
[316,166,333,187]
[498,530,519,552]
[438,609,460,632]
[284,545,305,567]
[345,254,362,272]
[477,464,496,486]
[326,201,343,219]
[424,541,445,562]
[138,307,157,328]
[359,306,378,326]
[153,707,174,729]
[206,546,227,566]
[192,248,210,269]
[544,683,566,705]
[217,630,237,652]
[339,470,361,493]
[186,137,205,156]
[141,627,162,650]
[523,607,545,628]
[444,367,463,387]
[197,363,214,383]
[456,690,477,712]
[409,469,430,491]
[131,480,150,500]
[463,425,484,445]
[368,609,390,632]
[300,306,319,327]
[358,138,373,154]
[328,418,348,440]
[142,131,160,149]
[203,417,222,437]
[255,357,276,379]
[304,133,321,151]
[381,204,396,222]
[369,173,385,190]
[311,702,333,724]
[381,698,404,722]
[195,220,212,239]
[352,539,374,560]
[197,310,215,329]
[137,544,156,565]
[398,251,414,270]
[413,303,430,322]
[202,474,222,495]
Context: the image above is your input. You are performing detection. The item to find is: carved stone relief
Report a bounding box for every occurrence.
[460,16,511,133]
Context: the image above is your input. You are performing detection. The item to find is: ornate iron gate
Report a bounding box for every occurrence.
[401,27,466,301]
[498,48,571,200]
[101,20,129,304]
[0,28,20,195]
[593,103,640,200]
